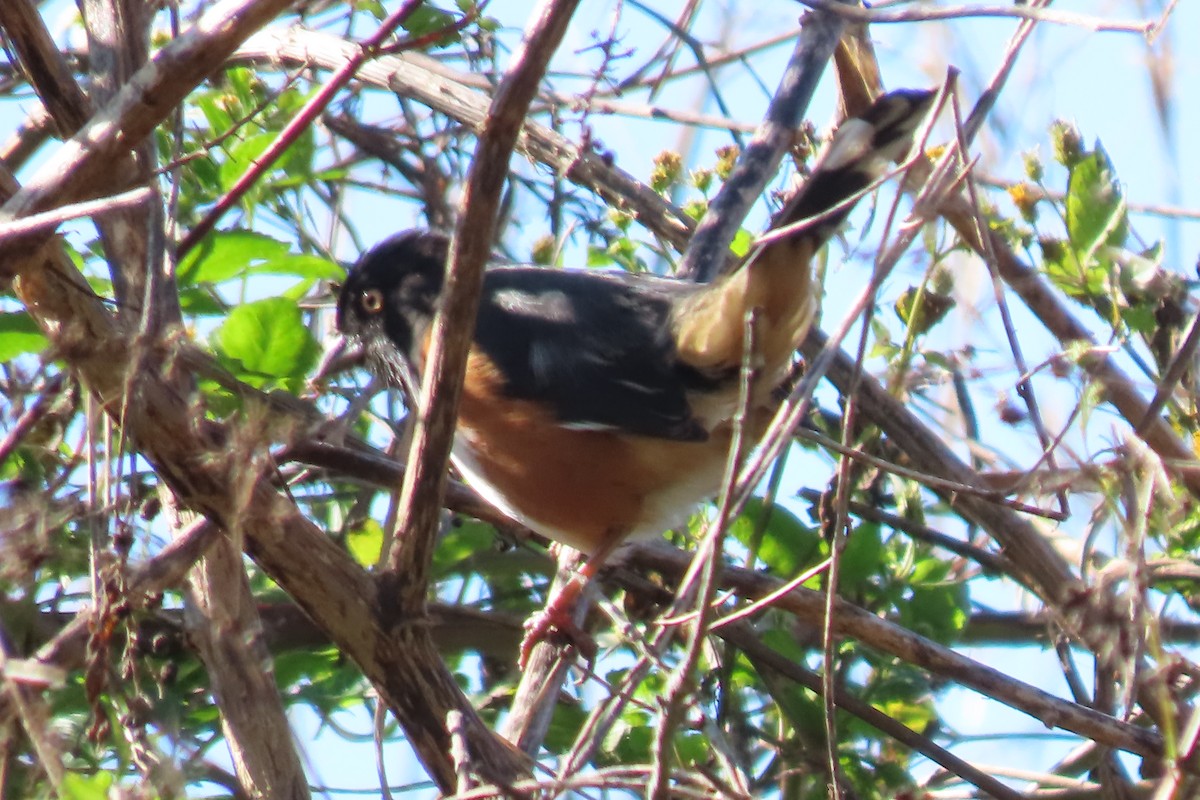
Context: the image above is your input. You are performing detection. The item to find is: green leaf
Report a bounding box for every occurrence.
[226,66,261,110]
[733,497,820,576]
[908,556,949,585]
[61,772,114,800]
[586,246,614,267]
[179,230,339,286]
[676,731,710,767]
[266,253,342,281]
[899,583,967,642]
[219,131,270,204]
[756,631,827,739]
[602,715,654,763]
[543,699,588,753]
[1066,144,1127,263]
[0,312,47,361]
[729,228,754,258]
[1041,236,1105,300]
[1121,303,1157,336]
[273,647,362,714]
[178,287,228,316]
[195,94,233,136]
[358,0,387,19]
[895,286,955,337]
[179,230,290,285]
[1078,378,1105,433]
[311,165,350,183]
[213,297,318,388]
[432,519,497,577]
[868,317,898,361]
[346,519,384,567]
[270,123,316,182]
[402,5,460,46]
[838,522,883,587]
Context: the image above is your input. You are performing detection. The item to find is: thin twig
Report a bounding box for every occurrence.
[649,309,759,798]
[626,544,1163,762]
[731,85,959,528]
[801,0,1159,35]
[0,188,152,243]
[535,91,759,133]
[979,172,1200,221]
[177,0,447,257]
[235,27,696,250]
[0,621,66,794]
[948,8,1073,517]
[794,488,1015,574]
[1137,308,1200,435]
[939,182,1200,499]
[0,374,66,464]
[725,623,1026,800]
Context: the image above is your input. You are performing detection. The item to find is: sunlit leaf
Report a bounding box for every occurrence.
[179,230,339,286]
[213,296,318,388]
[219,131,274,204]
[179,229,291,285]
[900,583,968,642]
[1066,144,1128,260]
[61,772,113,800]
[0,312,47,361]
[346,519,384,567]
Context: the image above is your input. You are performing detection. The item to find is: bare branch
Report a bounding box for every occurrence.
[0,188,154,242]
[177,0,442,258]
[177,503,310,800]
[236,27,695,250]
[800,0,1160,35]
[384,0,581,600]
[0,0,296,234]
[677,2,848,283]
[626,543,1164,763]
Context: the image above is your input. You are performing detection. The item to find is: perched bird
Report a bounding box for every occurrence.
[337,89,935,661]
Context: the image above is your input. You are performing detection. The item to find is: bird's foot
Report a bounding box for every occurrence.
[518,582,597,669]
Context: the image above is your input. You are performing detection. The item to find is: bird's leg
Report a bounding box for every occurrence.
[519,541,618,669]
[519,568,593,669]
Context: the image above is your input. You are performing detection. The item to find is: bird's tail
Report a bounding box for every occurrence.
[772,88,936,244]
[672,89,935,380]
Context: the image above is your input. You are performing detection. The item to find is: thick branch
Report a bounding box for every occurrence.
[380,6,582,780]
[0,0,295,231]
[0,0,162,321]
[677,2,848,283]
[180,517,311,800]
[0,1,92,135]
[384,0,581,602]
[78,0,160,316]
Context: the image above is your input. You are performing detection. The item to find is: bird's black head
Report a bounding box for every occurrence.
[337,229,450,387]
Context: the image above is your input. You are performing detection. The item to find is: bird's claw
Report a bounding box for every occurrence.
[519,606,597,670]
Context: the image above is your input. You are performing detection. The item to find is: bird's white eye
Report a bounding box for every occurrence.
[360,288,384,314]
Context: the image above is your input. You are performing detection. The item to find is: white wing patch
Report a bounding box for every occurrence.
[493,287,576,323]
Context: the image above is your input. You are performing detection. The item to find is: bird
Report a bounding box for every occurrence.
[336,88,935,663]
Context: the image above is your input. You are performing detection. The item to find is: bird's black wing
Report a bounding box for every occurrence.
[474,268,723,442]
